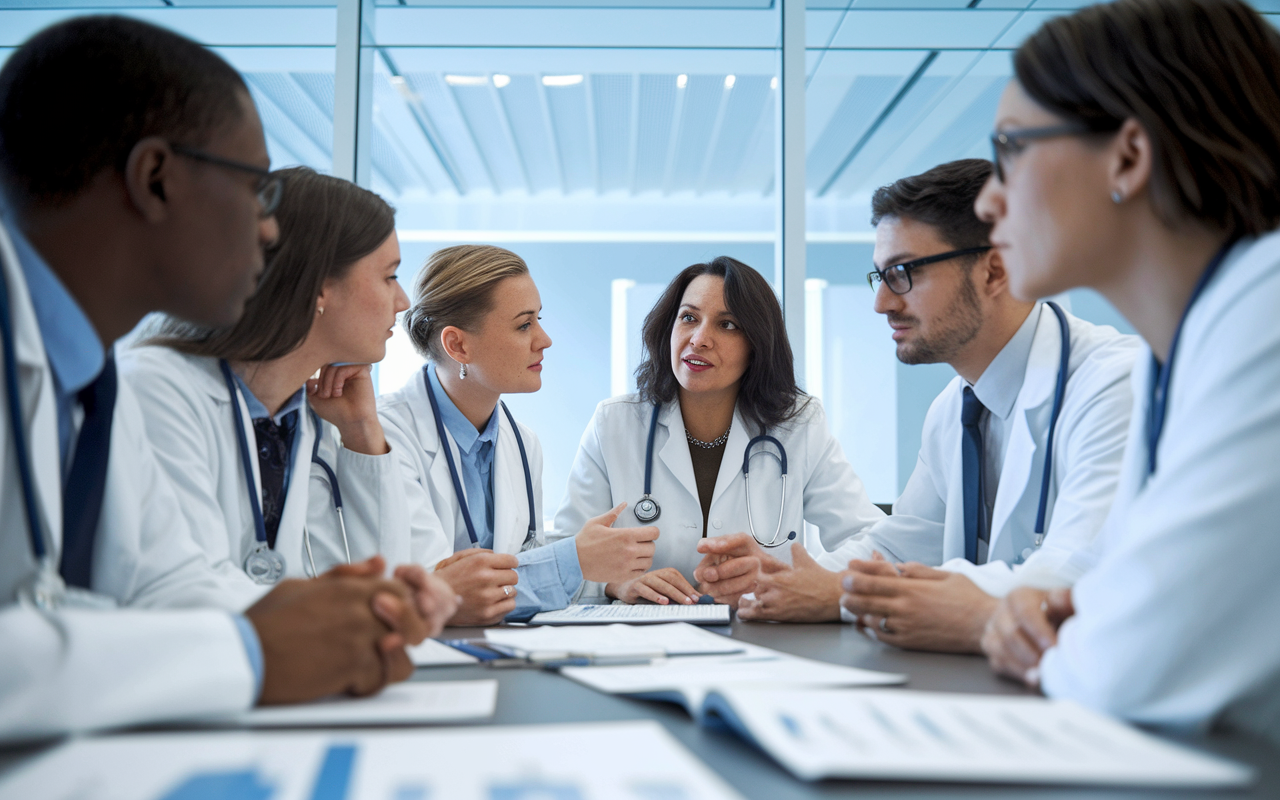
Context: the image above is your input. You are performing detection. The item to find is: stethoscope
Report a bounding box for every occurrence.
[1021,301,1069,562]
[634,404,798,548]
[422,365,537,548]
[220,360,349,583]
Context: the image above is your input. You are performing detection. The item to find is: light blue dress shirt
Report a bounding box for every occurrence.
[1,214,265,700]
[426,364,583,617]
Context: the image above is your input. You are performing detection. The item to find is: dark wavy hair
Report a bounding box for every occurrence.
[1015,0,1280,237]
[634,256,804,433]
[150,167,395,361]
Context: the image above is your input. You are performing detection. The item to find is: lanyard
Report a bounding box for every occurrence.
[1146,241,1236,476]
[0,255,48,563]
[422,365,536,545]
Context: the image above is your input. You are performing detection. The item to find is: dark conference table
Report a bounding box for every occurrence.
[426,619,1279,799]
[1,619,1276,798]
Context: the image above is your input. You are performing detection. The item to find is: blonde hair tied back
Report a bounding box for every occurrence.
[404,244,531,362]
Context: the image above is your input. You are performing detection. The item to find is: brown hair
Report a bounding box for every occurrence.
[151,167,395,360]
[634,256,804,433]
[1015,0,1280,236]
[871,159,994,249]
[403,245,530,362]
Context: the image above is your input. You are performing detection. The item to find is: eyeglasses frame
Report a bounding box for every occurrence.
[989,123,1113,182]
[866,245,994,295]
[170,143,283,217]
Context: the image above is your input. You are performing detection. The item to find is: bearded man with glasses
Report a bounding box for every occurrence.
[695,159,1138,656]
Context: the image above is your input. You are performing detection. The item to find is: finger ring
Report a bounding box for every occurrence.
[503,585,513,597]
[879,616,892,634]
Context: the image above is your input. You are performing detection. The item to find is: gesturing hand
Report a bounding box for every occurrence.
[693,532,787,608]
[840,559,998,653]
[433,549,519,626]
[575,502,659,583]
[981,586,1075,686]
[737,543,842,622]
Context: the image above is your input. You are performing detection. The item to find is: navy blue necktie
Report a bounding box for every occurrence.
[253,409,297,550]
[59,352,118,589]
[961,386,987,565]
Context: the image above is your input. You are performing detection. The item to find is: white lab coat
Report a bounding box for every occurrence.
[823,305,1139,598]
[1040,232,1280,745]
[0,224,261,743]
[556,394,884,599]
[117,346,412,579]
[378,367,545,570]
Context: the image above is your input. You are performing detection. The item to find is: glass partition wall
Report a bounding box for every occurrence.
[0,0,1211,513]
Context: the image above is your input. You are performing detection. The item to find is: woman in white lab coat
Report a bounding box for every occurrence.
[119,167,415,584]
[378,245,659,625]
[555,256,884,605]
[973,0,1280,743]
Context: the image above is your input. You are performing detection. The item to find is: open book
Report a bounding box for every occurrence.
[700,686,1254,788]
[556,625,905,719]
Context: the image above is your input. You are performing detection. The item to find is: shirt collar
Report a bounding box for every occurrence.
[427,362,498,455]
[2,213,103,396]
[229,369,304,424]
[971,303,1041,421]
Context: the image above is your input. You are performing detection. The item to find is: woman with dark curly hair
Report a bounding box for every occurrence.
[555,256,884,605]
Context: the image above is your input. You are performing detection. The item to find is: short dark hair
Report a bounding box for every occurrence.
[635,256,805,433]
[1016,0,1280,237]
[151,167,396,362]
[0,15,248,209]
[870,159,994,250]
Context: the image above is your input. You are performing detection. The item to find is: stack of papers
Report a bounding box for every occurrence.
[702,687,1255,788]
[545,623,905,717]
[529,603,731,625]
[186,680,498,728]
[0,720,744,800]
[408,638,480,667]
[485,621,745,661]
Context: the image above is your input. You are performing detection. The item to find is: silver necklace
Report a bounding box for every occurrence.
[687,424,731,449]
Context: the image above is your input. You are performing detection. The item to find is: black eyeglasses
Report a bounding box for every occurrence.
[171,143,283,217]
[989,123,1109,182]
[867,246,993,295]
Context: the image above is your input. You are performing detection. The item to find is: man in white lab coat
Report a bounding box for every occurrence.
[0,16,454,743]
[695,160,1138,653]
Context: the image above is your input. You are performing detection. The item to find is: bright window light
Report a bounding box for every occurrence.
[389,75,406,87]
[676,74,688,89]
[542,74,584,87]
[445,74,488,87]
[724,74,736,89]
[770,76,778,89]
[493,74,511,88]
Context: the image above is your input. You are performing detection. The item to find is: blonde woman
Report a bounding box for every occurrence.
[379,245,657,625]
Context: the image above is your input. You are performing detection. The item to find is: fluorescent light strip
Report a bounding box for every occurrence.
[542,74,584,87]
[444,74,489,86]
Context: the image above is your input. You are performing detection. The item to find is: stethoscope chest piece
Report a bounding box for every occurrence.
[634,495,661,523]
[244,542,286,585]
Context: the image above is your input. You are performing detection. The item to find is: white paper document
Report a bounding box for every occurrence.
[702,687,1254,788]
[0,720,744,800]
[529,602,731,625]
[409,638,480,667]
[485,621,745,660]
[559,633,905,718]
[189,680,497,728]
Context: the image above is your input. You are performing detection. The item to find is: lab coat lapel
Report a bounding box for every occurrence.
[656,400,698,504]
[0,227,62,547]
[492,409,526,554]
[989,308,1061,549]
[414,369,473,545]
[274,404,316,571]
[709,404,750,511]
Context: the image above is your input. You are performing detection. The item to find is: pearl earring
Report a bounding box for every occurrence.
[317,306,325,315]
[1111,190,1123,204]
[459,363,468,379]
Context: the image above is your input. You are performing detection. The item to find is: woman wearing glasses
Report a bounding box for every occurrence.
[118,167,419,585]
[555,256,884,605]
[975,0,1280,741]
